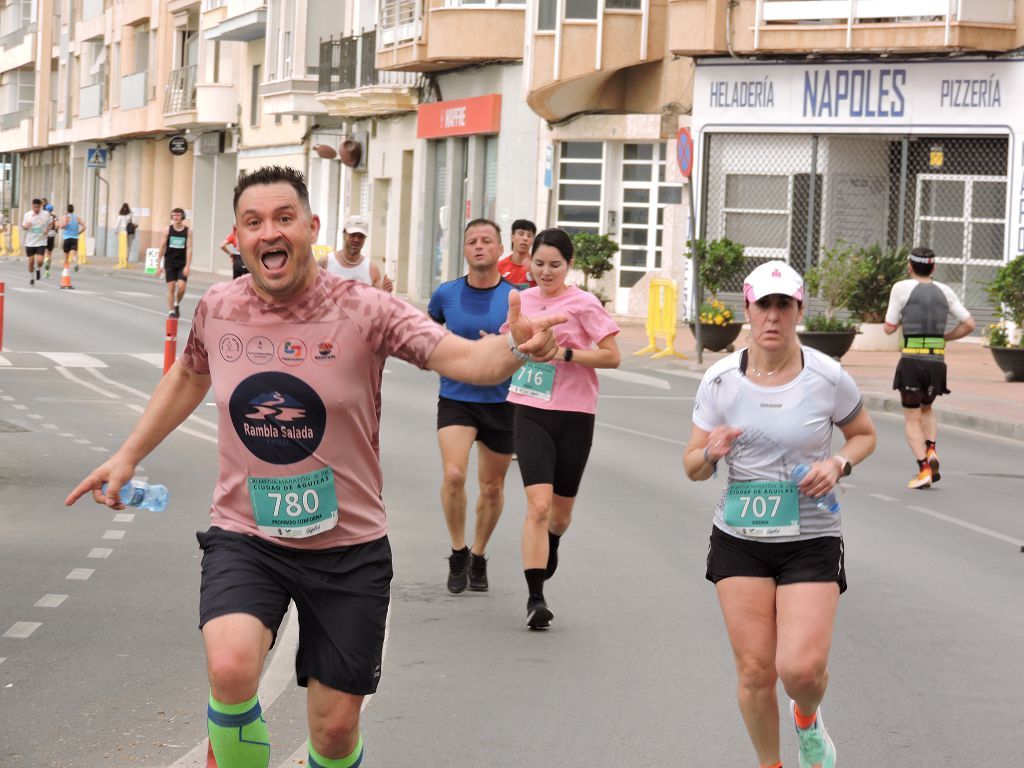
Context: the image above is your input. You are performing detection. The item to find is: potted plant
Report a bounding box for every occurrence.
[846,243,908,351]
[691,237,746,351]
[571,232,617,305]
[985,254,1024,382]
[799,241,860,359]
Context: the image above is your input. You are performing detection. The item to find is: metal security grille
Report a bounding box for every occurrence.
[699,132,1009,327]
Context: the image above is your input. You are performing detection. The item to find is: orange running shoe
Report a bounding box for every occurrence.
[908,466,932,489]
[926,447,941,483]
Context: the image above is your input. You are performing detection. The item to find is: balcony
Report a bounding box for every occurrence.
[205,0,267,41]
[317,32,421,117]
[670,0,1018,56]
[79,82,104,119]
[121,71,147,110]
[376,0,526,72]
[164,64,198,124]
[527,0,665,123]
[0,107,31,151]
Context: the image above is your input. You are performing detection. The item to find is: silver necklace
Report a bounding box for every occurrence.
[748,364,780,378]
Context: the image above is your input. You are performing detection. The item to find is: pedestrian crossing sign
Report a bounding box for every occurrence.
[145,248,160,274]
[86,148,108,169]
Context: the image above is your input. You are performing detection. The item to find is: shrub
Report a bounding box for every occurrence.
[570,233,617,292]
[987,254,1024,328]
[846,244,908,323]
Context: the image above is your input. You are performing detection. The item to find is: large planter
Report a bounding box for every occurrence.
[798,330,859,360]
[694,322,743,352]
[850,321,900,352]
[988,345,1024,382]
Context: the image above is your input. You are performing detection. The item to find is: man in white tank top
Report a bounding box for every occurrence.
[319,215,393,292]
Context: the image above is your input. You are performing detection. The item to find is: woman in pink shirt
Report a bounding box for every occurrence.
[505,228,621,629]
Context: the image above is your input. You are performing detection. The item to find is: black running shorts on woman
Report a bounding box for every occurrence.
[706,526,847,593]
[197,527,392,695]
[436,396,514,455]
[513,405,595,497]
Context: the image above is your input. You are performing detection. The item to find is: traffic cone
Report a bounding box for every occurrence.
[60,266,73,290]
[206,740,218,767]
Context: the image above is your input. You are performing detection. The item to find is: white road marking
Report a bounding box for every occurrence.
[90,445,108,452]
[3,622,41,639]
[0,658,5,665]
[85,367,152,399]
[39,352,107,368]
[0,395,13,400]
[598,369,671,390]
[113,513,135,523]
[35,594,68,608]
[599,395,694,401]
[0,356,10,366]
[11,404,26,410]
[869,493,898,502]
[663,368,705,382]
[907,505,1024,548]
[54,366,119,399]
[74,438,91,444]
[87,548,113,559]
[116,291,156,297]
[595,420,687,446]
[26,413,42,419]
[0,367,46,370]
[42,423,58,429]
[129,353,165,368]
[66,568,94,580]
[102,530,126,540]
[58,432,73,437]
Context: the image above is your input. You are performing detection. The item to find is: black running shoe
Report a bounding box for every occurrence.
[527,598,553,630]
[468,552,488,592]
[171,306,181,319]
[447,548,469,594]
[29,278,34,286]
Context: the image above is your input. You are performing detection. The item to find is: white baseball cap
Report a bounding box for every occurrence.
[344,215,369,236]
[742,260,804,303]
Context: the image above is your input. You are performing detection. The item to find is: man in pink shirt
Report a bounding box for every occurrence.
[66,166,563,768]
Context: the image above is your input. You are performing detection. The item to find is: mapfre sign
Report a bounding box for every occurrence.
[417,94,502,140]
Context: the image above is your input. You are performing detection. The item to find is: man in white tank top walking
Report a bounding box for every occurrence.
[318,215,393,292]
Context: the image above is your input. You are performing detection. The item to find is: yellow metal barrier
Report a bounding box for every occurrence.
[633,276,687,360]
[0,230,8,257]
[312,244,333,263]
[11,223,19,252]
[116,231,129,268]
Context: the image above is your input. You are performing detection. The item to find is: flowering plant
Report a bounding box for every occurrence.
[699,299,734,326]
[987,323,1014,348]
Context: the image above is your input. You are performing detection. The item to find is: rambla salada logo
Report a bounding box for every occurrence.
[229,373,326,464]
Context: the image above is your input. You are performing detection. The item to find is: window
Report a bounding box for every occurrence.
[134,24,149,75]
[537,0,556,30]
[618,143,673,289]
[606,0,642,8]
[565,0,597,19]
[483,135,498,222]
[723,174,790,255]
[556,142,603,236]
[249,64,260,127]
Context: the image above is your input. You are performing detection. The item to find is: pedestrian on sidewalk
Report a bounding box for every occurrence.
[22,198,48,286]
[428,218,518,595]
[117,203,137,264]
[884,246,976,489]
[497,219,537,290]
[158,207,192,318]
[60,204,85,286]
[220,229,247,279]
[684,260,877,768]
[65,165,565,768]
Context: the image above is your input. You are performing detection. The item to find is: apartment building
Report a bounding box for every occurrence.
[673,0,1024,325]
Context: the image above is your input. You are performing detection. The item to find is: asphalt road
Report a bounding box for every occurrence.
[0,259,1021,767]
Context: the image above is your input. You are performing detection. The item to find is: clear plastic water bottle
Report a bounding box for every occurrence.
[101,480,169,512]
[790,463,840,514]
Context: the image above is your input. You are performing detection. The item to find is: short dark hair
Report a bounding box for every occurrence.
[531,228,574,262]
[464,218,501,241]
[233,165,311,215]
[909,245,936,276]
[67,204,74,213]
[31,198,41,205]
[171,207,186,217]
[511,219,536,235]
[119,203,131,216]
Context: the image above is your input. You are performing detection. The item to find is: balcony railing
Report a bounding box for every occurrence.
[755,0,1015,48]
[79,82,103,118]
[121,71,147,110]
[164,64,197,113]
[379,0,422,45]
[319,31,421,92]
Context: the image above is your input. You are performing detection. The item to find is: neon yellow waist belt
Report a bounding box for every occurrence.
[902,347,945,355]
[903,336,945,353]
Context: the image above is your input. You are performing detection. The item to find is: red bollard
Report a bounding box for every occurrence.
[0,281,5,352]
[163,317,177,374]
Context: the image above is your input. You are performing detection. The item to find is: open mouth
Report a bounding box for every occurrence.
[260,247,288,271]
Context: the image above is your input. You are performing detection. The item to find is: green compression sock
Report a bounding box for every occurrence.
[308,735,363,768]
[207,692,270,768]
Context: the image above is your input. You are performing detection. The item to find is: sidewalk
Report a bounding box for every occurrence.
[614,320,1024,442]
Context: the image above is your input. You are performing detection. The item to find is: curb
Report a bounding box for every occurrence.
[860,392,1024,443]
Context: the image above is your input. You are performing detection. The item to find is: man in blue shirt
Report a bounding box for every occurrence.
[428,219,517,594]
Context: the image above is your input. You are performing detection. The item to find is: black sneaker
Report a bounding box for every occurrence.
[468,552,488,592]
[171,305,181,319]
[29,278,34,286]
[527,598,553,630]
[447,547,469,594]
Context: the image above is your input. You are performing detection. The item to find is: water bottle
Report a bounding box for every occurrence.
[790,464,840,514]
[101,480,169,512]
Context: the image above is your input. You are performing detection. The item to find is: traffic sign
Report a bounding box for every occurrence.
[86,148,108,169]
[676,127,693,179]
[169,135,188,156]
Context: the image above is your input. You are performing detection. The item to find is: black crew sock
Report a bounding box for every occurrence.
[545,531,562,579]
[917,458,929,471]
[925,440,936,452]
[524,569,546,602]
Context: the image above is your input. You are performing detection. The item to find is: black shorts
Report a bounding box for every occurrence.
[705,526,847,593]
[46,235,56,251]
[62,238,79,253]
[232,256,249,280]
[165,261,188,283]
[25,245,45,257]
[197,527,392,696]
[513,405,595,497]
[893,355,949,408]
[436,396,514,455]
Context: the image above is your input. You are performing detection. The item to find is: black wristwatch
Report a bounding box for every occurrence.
[563,348,573,362]
[832,454,852,477]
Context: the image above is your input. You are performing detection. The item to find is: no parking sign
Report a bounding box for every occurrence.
[676,127,694,178]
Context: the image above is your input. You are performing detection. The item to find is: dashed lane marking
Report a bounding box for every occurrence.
[113,513,135,523]
[906,505,1024,549]
[42,423,58,429]
[0,356,10,366]
[116,291,156,297]
[35,594,68,608]
[87,548,113,559]
[598,369,671,390]
[26,413,42,419]
[125,403,217,444]
[129,353,165,367]
[66,568,94,580]
[102,530,126,540]
[3,622,42,639]
[74,438,91,444]
[11,404,26,410]
[869,493,898,502]
[90,445,108,452]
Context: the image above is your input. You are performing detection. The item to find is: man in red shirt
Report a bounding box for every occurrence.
[497,219,536,290]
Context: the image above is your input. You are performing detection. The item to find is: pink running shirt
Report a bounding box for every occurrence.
[503,285,619,414]
[181,272,446,549]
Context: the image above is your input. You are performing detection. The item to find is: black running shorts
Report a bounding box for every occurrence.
[25,246,45,257]
[62,238,78,254]
[705,526,847,593]
[436,396,514,455]
[164,261,188,283]
[513,405,595,497]
[893,355,949,408]
[197,527,392,695]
